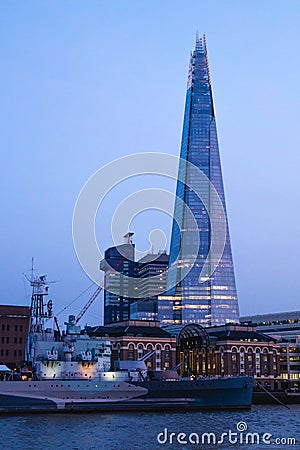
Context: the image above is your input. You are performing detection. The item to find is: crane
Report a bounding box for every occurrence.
[75,284,103,324]
[51,286,103,336]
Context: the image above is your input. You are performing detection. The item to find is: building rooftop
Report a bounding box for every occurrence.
[240,311,300,324]
[0,305,30,317]
[207,329,275,343]
[137,252,169,265]
[163,322,275,343]
[86,320,173,339]
[240,311,300,340]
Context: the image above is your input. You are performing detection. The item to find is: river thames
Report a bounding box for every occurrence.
[0,405,299,450]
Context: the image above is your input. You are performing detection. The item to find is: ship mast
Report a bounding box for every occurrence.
[29,273,53,334]
[24,259,55,362]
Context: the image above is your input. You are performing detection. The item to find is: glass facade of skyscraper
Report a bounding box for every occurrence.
[100,243,136,325]
[159,35,239,326]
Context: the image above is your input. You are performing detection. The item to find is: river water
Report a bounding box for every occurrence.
[0,405,299,450]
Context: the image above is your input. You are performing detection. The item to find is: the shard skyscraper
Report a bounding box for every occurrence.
[159,35,239,326]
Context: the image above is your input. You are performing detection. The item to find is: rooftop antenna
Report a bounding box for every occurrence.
[123,232,134,244]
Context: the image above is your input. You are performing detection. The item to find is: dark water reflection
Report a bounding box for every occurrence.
[0,405,299,450]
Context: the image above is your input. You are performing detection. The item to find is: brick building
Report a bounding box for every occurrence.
[168,323,281,390]
[86,320,177,371]
[0,305,30,368]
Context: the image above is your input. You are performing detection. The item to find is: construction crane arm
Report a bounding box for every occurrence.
[75,285,103,324]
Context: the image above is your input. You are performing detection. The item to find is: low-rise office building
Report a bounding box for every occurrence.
[241,311,300,389]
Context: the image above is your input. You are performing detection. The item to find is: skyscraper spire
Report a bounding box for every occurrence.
[159,35,239,326]
[195,31,204,50]
[203,33,211,84]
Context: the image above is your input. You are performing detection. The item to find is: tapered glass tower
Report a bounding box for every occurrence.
[159,35,239,326]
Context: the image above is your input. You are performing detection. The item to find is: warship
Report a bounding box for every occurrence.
[0,273,253,413]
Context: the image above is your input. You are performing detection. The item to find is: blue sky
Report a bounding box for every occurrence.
[0,1,299,325]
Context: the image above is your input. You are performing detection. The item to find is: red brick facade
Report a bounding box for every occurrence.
[178,324,281,389]
[0,305,30,368]
[111,337,176,371]
[87,320,177,371]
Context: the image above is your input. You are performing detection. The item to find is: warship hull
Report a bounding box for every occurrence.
[0,376,253,413]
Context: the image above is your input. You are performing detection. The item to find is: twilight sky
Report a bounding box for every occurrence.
[0,0,299,326]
